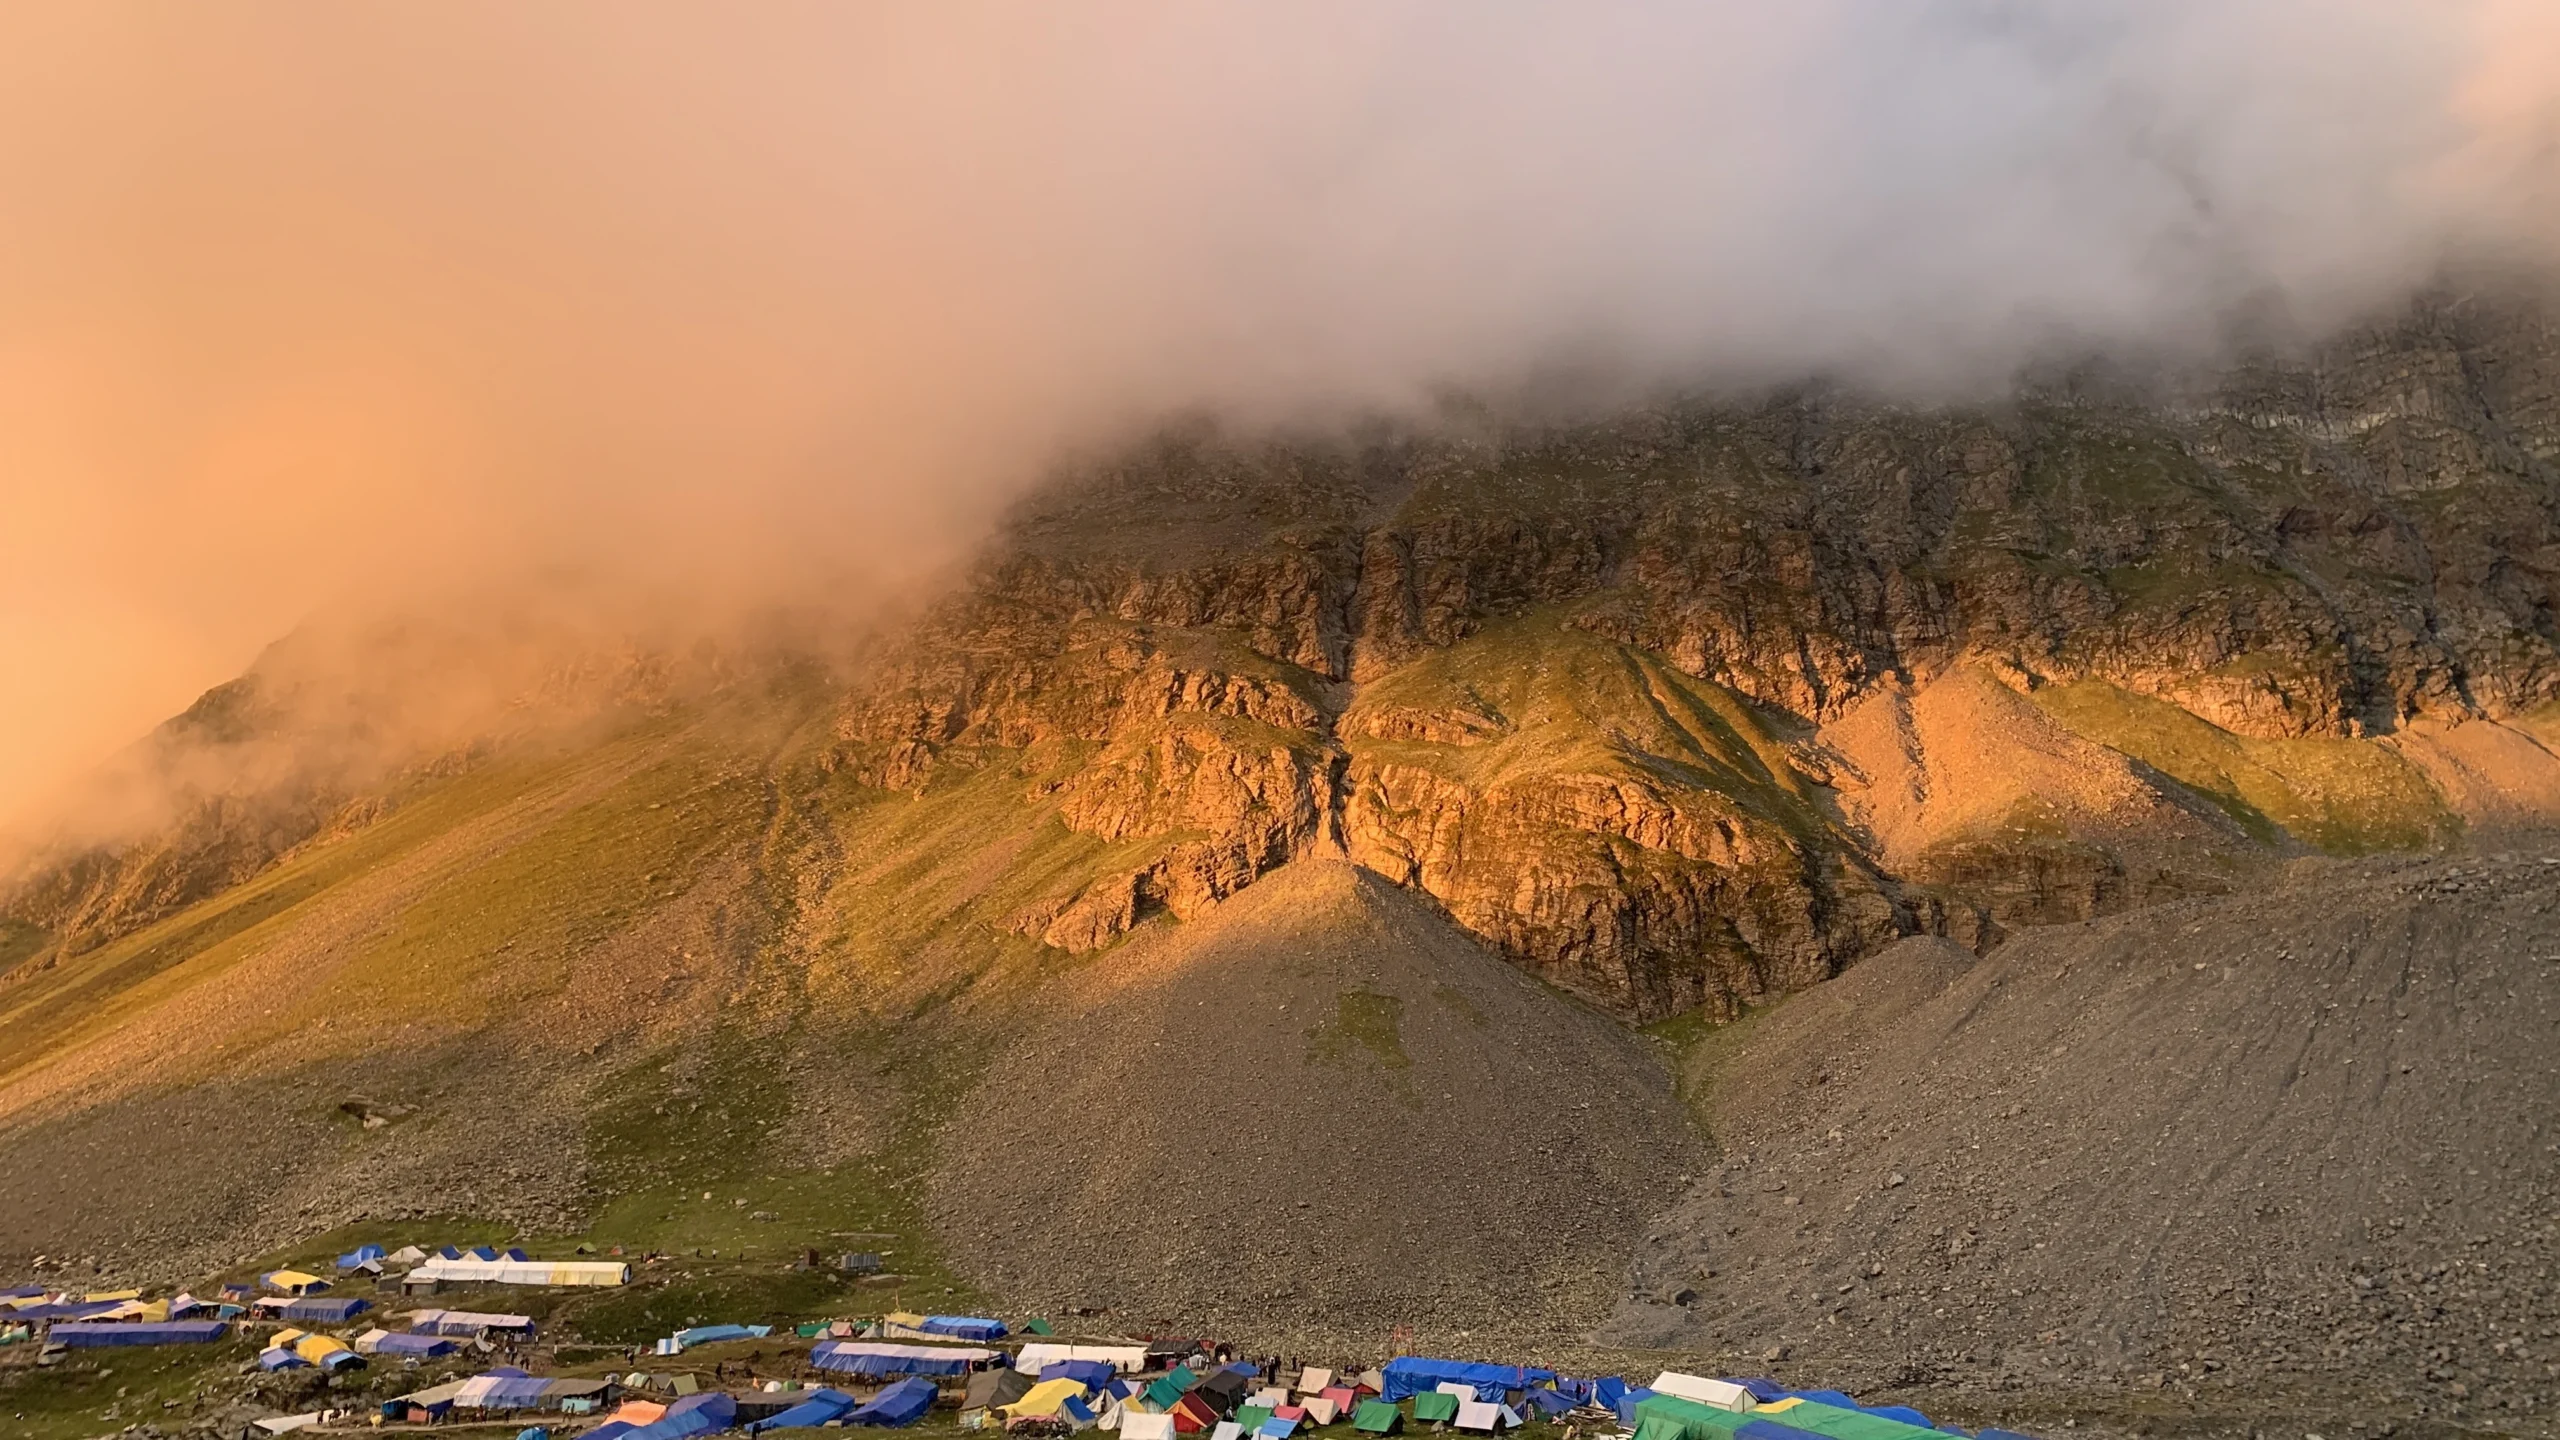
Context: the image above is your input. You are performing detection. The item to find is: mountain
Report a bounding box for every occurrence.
[4,294,2560,1425]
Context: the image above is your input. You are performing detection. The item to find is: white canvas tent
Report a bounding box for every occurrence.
[1648,1373,1754,1413]
[1015,1343,1151,1374]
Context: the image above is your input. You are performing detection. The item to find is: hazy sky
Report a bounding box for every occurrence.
[2,2,2556,824]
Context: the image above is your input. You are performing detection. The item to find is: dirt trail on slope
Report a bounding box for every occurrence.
[1609,850,2560,1435]
[929,855,1698,1350]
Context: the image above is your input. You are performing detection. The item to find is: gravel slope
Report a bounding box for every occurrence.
[928,856,1698,1349]
[1610,850,2560,1435]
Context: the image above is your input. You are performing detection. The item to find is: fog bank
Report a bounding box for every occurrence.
[3,1,2557,825]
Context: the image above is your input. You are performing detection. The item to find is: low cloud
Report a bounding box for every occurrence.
[3,1,2556,827]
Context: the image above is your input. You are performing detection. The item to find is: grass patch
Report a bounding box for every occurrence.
[2032,681,2458,854]
[0,1335,265,1440]
[1307,989,1410,1070]
[1645,995,1790,1142]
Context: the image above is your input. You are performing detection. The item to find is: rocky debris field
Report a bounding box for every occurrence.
[1611,851,2560,1437]
[930,856,1697,1349]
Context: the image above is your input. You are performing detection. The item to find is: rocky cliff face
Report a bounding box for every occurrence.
[831,295,2560,1020]
[15,297,2560,1023]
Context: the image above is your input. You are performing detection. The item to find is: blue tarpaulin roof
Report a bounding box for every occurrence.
[372,1332,458,1356]
[749,1387,856,1433]
[51,1322,228,1347]
[1733,1380,1788,1404]
[13,1301,120,1322]
[919,1315,1007,1342]
[1041,1360,1119,1389]
[338,1245,386,1268]
[278,1297,370,1324]
[1522,1389,1575,1416]
[627,1391,738,1439]
[851,1377,940,1428]
[811,1341,991,1377]
[1380,1358,1557,1403]
[1613,1388,1657,1423]
[259,1348,307,1371]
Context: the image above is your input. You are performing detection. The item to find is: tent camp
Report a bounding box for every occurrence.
[49,1322,227,1348]
[850,1376,940,1427]
[1017,1342,1151,1374]
[813,1340,998,1377]
[918,1314,1007,1342]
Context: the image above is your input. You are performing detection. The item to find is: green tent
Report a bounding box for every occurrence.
[1412,1393,1461,1425]
[1144,1376,1194,1411]
[1238,1405,1276,1433]
[1750,1405,1940,1440]
[1635,1416,1696,1440]
[1631,1396,1751,1440]
[1023,1318,1055,1336]
[1354,1401,1404,1434]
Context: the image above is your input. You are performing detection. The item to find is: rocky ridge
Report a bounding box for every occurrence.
[831,296,2560,1019]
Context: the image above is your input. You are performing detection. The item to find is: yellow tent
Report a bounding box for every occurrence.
[1002,1379,1091,1420]
[263,1270,327,1294]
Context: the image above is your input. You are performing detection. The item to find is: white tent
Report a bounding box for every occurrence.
[1455,1401,1506,1432]
[1015,1343,1151,1374]
[1647,1373,1754,1414]
[404,1257,627,1288]
[1123,1413,1178,1440]
[1297,1368,1334,1395]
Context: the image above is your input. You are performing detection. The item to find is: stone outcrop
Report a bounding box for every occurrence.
[833,294,2560,1019]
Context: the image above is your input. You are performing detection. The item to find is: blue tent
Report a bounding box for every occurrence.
[851,1377,941,1428]
[1732,1380,1788,1405]
[338,1245,387,1269]
[918,1315,1007,1342]
[470,1246,502,1262]
[1379,1359,1557,1403]
[12,1301,120,1322]
[259,1348,308,1371]
[749,1387,856,1433]
[371,1332,458,1357]
[1521,1389,1575,1417]
[278,1296,369,1324]
[1866,1407,1936,1428]
[505,1248,530,1261]
[1613,1388,1657,1424]
[51,1322,228,1348]
[810,1341,988,1377]
[628,1392,739,1439]
[1,1285,45,1299]
[1042,1360,1119,1389]
[664,1323,770,1352]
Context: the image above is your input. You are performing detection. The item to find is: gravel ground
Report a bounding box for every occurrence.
[1609,850,2560,1437]
[928,855,1698,1351]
